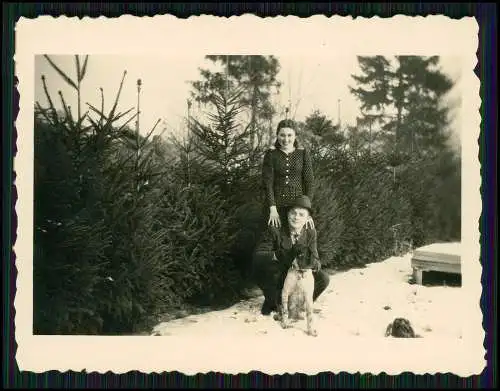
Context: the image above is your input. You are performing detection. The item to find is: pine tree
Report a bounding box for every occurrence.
[188,58,283,284]
[349,56,454,158]
[349,55,460,247]
[303,110,344,143]
[34,56,179,334]
[190,55,281,154]
[296,110,346,166]
[188,86,255,196]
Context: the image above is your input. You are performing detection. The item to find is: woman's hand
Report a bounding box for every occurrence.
[268,206,281,228]
[305,216,315,230]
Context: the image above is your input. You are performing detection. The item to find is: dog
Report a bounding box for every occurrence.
[279,245,319,337]
[385,317,421,338]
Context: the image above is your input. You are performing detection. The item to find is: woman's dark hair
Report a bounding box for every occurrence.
[277,119,296,132]
[274,119,299,149]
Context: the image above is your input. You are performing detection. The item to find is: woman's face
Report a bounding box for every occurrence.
[288,207,310,231]
[277,127,296,149]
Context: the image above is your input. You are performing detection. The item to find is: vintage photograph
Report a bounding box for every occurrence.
[14,15,483,375]
[33,53,463,336]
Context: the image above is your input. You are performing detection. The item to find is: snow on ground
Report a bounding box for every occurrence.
[146,253,485,375]
[151,253,466,340]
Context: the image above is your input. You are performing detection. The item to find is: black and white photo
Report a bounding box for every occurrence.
[14,14,484,375]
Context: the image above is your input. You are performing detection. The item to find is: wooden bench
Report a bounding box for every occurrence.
[411,242,461,285]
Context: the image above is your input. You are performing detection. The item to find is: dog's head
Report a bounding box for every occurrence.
[290,244,311,268]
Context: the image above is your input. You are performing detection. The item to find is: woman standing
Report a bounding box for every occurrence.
[262,119,315,229]
[251,120,317,315]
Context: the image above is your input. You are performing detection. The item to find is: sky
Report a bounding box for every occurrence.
[35,54,463,144]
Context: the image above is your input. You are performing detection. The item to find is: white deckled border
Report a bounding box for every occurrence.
[13,14,483,376]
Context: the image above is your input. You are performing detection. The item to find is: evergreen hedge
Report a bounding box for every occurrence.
[33,59,460,334]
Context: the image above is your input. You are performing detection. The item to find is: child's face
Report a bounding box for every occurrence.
[288,207,309,231]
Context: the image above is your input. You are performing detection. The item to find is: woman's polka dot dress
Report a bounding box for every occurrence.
[262,146,314,210]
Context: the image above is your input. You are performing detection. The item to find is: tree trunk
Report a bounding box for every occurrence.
[249,84,258,165]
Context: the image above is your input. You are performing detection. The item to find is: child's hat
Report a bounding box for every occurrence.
[289,195,313,215]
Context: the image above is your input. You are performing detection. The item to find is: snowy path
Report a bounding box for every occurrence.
[143,253,485,375]
[151,254,466,340]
